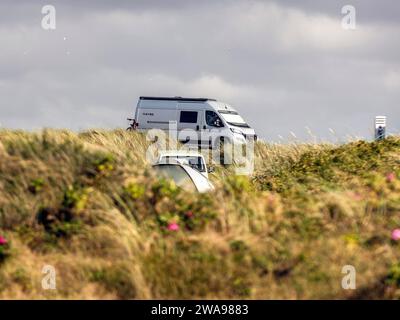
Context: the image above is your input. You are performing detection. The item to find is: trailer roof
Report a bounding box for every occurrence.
[139,96,216,102]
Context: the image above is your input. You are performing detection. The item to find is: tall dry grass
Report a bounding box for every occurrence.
[0,129,399,299]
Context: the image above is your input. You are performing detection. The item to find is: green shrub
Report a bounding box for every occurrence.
[89,264,137,299]
[28,178,45,194]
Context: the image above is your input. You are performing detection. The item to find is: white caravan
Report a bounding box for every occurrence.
[133,96,257,148]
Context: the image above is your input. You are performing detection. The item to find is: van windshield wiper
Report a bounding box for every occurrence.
[218,110,238,115]
[227,122,250,128]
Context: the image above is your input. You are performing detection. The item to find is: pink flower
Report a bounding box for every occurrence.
[391,229,400,241]
[167,222,179,232]
[0,236,7,246]
[387,172,396,183]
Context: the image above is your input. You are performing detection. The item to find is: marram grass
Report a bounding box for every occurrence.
[0,129,400,299]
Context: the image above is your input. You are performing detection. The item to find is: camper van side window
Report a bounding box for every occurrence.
[180,111,198,123]
[206,111,224,127]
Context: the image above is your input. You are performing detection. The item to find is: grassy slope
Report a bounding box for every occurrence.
[0,129,400,299]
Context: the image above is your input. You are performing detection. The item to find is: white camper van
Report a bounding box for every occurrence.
[133,96,257,148]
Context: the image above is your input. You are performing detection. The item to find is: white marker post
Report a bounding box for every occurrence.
[375,116,386,141]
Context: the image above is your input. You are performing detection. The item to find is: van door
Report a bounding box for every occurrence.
[177,104,203,145]
[202,110,225,147]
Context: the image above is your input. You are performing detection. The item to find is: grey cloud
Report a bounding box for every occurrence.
[0,0,399,141]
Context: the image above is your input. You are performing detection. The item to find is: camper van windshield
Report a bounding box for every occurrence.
[160,156,206,172]
[218,110,250,128]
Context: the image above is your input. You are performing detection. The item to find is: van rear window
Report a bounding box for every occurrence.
[180,111,198,123]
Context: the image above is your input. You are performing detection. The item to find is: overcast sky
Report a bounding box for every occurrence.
[0,0,399,141]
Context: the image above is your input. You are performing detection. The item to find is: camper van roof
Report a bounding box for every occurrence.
[139,96,216,102]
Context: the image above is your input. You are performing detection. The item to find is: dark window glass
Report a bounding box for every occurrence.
[180,111,198,123]
[206,111,224,127]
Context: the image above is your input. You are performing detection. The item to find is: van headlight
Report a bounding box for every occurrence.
[230,128,245,137]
